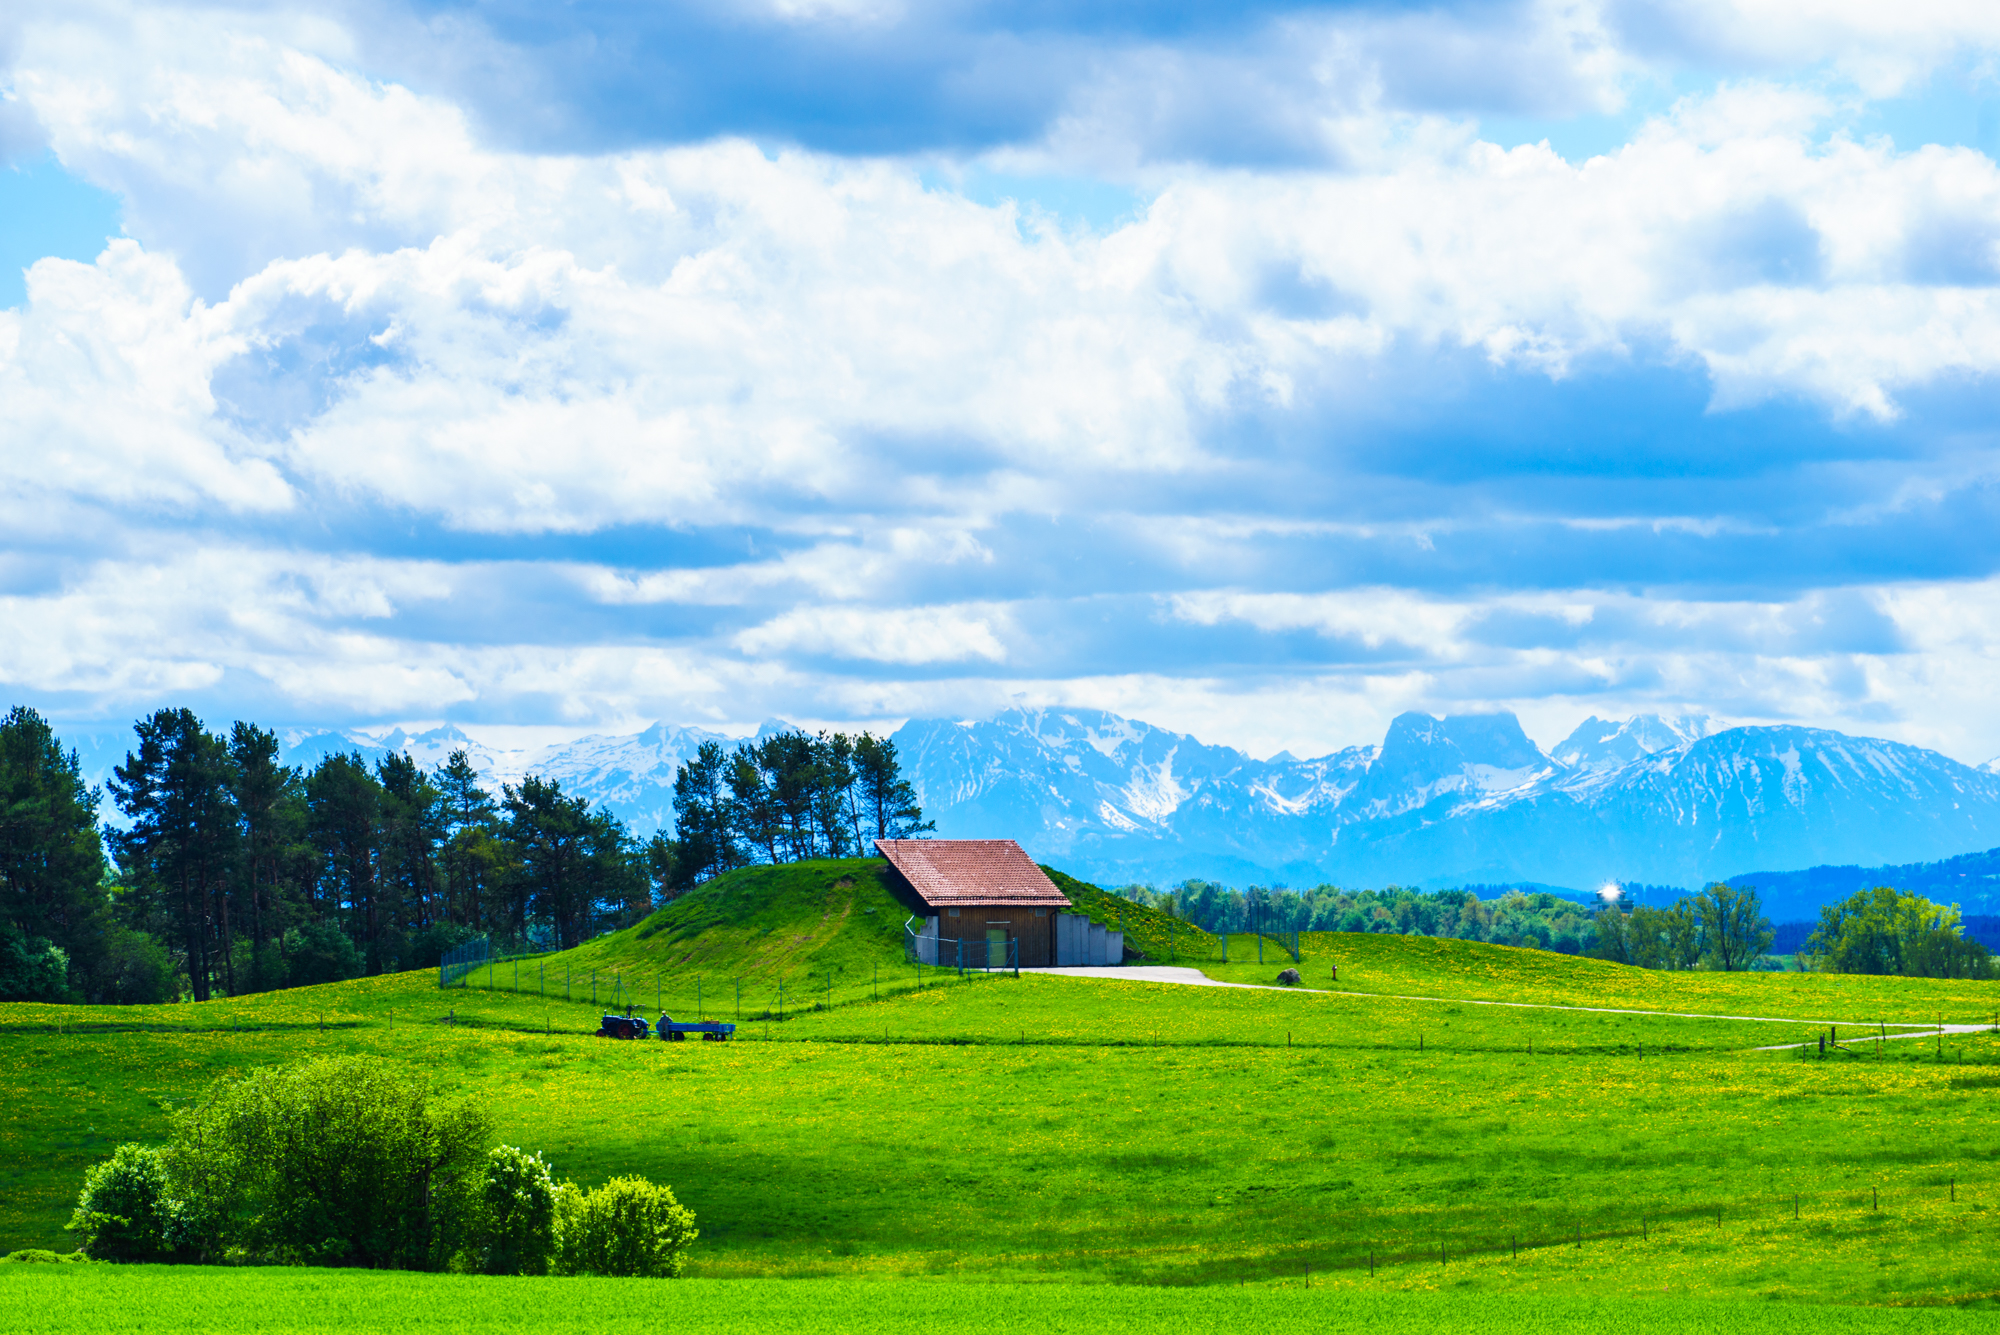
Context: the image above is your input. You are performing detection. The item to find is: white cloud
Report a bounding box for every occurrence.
[10,4,2000,768]
[734,604,1010,664]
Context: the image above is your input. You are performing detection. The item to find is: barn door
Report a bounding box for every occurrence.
[986,928,1008,970]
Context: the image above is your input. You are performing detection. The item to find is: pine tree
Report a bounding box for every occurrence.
[109,710,239,1001]
[0,706,109,1000]
[228,723,306,993]
[853,733,932,844]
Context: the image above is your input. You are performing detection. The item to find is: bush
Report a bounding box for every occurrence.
[0,1249,90,1263]
[68,1143,175,1261]
[554,1176,698,1278]
[82,927,178,1004]
[282,920,364,987]
[475,1146,559,1275]
[405,921,478,971]
[162,1055,492,1267]
[0,924,69,1002]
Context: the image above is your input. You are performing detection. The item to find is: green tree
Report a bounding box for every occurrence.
[1695,883,1773,971]
[76,925,177,1004]
[437,750,503,934]
[228,723,306,994]
[305,754,384,974]
[853,732,932,845]
[377,752,447,959]
[1590,902,1630,962]
[668,740,737,888]
[1805,886,1994,979]
[108,710,240,1001]
[0,706,109,996]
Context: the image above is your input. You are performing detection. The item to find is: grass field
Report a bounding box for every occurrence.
[5,1269,2000,1335]
[3,858,1998,1313]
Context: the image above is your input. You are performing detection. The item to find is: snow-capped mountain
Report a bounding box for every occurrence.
[58,706,2000,906]
[1549,714,1716,774]
[894,708,2000,895]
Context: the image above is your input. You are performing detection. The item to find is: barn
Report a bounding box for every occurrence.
[876,838,1123,968]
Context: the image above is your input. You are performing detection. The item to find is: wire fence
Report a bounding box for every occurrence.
[1136,931,1301,966]
[440,953,976,1023]
[903,920,1020,973]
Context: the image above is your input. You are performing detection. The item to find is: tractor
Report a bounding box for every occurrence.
[595,1012,651,1040]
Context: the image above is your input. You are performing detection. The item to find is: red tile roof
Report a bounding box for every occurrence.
[874,839,1073,908]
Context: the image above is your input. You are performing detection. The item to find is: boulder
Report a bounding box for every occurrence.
[1276,967,1301,985]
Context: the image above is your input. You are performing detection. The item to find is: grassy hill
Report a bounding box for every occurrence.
[496,859,923,1014]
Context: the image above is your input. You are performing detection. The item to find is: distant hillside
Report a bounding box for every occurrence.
[1727,844,2000,923]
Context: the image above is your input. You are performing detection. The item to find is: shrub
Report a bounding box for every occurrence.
[475,1146,559,1275]
[163,1055,492,1268]
[68,1144,174,1261]
[554,1176,698,1278]
[83,927,178,1004]
[282,920,363,987]
[0,925,69,1002]
[0,1249,91,1264]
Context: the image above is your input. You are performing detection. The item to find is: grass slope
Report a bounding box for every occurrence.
[458,859,922,1014]
[6,1270,2000,1335]
[1038,868,1217,961]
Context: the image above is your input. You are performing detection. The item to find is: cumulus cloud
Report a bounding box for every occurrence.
[7,1,2000,766]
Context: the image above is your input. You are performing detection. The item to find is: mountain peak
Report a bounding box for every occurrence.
[1553,713,1715,773]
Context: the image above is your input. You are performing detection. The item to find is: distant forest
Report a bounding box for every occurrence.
[0,706,929,1005]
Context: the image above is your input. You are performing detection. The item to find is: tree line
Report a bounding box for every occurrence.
[1119,882,1605,956]
[0,705,927,1004]
[1114,876,1994,976]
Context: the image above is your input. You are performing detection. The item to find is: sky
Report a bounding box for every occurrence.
[6,1,2000,764]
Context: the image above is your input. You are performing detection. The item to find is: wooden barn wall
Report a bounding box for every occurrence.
[936,905,1055,967]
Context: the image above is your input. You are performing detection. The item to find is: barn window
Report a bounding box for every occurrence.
[1034,908,1047,917]
[948,908,960,917]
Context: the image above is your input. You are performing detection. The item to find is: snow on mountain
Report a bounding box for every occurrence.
[1550,714,1716,773]
[55,705,2000,910]
[893,708,2000,896]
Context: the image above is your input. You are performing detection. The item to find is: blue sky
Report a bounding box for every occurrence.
[6,0,2000,763]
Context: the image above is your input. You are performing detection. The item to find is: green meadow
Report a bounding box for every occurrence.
[5,1269,2000,1335]
[3,858,1998,1323]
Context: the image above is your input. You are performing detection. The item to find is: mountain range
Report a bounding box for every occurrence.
[55,708,2000,916]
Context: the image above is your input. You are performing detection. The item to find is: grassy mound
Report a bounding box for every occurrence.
[520,859,922,1008]
[1039,866,1217,961]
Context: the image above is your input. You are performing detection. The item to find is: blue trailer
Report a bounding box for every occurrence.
[657,1015,735,1042]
